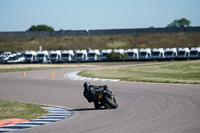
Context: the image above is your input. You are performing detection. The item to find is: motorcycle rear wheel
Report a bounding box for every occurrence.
[94,100,101,109]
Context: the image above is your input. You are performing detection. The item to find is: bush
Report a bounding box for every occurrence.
[108,52,130,60]
[108,52,121,60]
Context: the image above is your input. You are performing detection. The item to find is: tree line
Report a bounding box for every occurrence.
[27,18,192,31]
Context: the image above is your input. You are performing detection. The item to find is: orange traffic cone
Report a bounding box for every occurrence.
[23,72,26,77]
[51,72,54,77]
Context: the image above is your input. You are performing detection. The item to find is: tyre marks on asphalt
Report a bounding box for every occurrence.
[0,107,71,132]
[65,71,120,82]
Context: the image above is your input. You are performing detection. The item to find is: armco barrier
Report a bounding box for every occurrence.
[0,27,200,38]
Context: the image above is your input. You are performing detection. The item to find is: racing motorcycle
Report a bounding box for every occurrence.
[83,82,118,109]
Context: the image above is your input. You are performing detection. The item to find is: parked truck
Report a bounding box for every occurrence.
[37,50,49,63]
[139,48,151,59]
[25,51,37,63]
[125,49,139,59]
[177,47,190,58]
[50,50,61,63]
[113,49,124,59]
[164,48,177,58]
[87,49,100,61]
[61,50,74,62]
[100,49,112,60]
[151,48,165,59]
[74,50,88,61]
[189,47,200,58]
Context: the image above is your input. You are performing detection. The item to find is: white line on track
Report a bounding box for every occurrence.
[64,71,120,82]
[0,107,71,132]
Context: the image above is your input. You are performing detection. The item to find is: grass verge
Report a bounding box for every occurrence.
[0,100,48,120]
[79,60,200,84]
[0,64,95,73]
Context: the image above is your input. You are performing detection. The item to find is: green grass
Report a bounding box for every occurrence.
[0,100,48,120]
[0,64,94,73]
[79,60,200,84]
[0,67,55,73]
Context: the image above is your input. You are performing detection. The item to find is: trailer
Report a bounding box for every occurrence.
[189,47,200,58]
[74,50,88,61]
[139,48,151,59]
[125,49,139,59]
[61,50,74,62]
[151,48,165,59]
[37,50,50,63]
[87,49,100,61]
[177,48,190,58]
[50,50,61,63]
[100,49,112,60]
[164,48,177,58]
[25,51,37,63]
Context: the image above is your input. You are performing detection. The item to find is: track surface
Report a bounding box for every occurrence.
[0,66,200,133]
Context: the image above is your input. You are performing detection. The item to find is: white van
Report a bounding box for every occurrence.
[100,49,112,60]
[50,50,61,63]
[177,48,190,58]
[164,48,177,58]
[7,53,25,63]
[75,50,88,61]
[62,50,74,62]
[37,50,49,63]
[139,48,151,59]
[25,51,37,63]
[125,49,139,59]
[88,49,100,61]
[151,48,165,59]
[0,52,12,63]
[189,47,200,58]
[1,52,11,57]
[4,53,17,63]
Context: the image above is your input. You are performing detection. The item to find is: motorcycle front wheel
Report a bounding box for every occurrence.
[103,96,118,109]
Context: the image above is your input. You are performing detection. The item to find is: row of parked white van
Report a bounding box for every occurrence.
[0,52,25,63]
[0,47,200,63]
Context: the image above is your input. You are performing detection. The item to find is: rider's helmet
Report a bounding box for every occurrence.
[103,85,108,91]
[83,82,90,89]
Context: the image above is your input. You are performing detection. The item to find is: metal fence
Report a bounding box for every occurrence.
[0,27,200,38]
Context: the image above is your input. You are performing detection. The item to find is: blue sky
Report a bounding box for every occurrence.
[0,0,199,31]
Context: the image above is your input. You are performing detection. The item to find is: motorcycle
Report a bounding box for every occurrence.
[83,82,118,109]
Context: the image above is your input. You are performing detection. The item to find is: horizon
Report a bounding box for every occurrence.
[0,26,200,33]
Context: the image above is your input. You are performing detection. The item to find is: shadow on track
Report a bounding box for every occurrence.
[69,108,107,112]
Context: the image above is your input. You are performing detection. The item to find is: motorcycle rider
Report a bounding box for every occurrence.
[83,82,114,109]
[83,82,109,102]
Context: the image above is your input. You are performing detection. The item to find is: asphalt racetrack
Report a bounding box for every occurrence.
[0,65,200,133]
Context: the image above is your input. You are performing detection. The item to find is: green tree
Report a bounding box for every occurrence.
[108,52,130,60]
[27,24,54,31]
[108,52,121,60]
[166,18,191,28]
